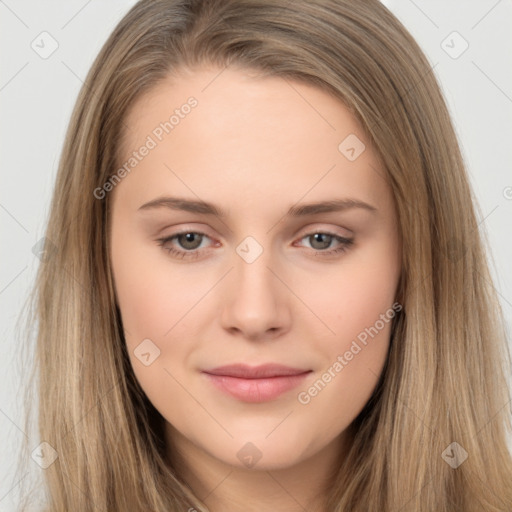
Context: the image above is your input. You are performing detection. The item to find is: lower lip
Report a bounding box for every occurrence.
[202,372,311,403]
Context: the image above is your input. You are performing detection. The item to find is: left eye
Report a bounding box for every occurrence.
[156,230,353,260]
[300,232,349,251]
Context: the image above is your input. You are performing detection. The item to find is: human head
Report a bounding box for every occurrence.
[23,1,512,510]
[108,63,402,477]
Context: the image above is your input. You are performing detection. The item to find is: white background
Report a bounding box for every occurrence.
[1,0,511,509]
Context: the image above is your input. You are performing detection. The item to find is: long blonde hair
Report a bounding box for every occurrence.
[17,0,512,510]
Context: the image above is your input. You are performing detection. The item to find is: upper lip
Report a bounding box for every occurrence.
[202,364,311,379]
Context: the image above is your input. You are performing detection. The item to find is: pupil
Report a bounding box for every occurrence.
[180,233,201,249]
[312,233,331,250]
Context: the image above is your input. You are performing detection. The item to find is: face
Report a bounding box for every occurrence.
[109,66,401,472]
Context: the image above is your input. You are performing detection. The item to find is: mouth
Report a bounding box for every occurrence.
[201,364,312,403]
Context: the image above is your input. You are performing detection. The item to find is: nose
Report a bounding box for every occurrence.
[220,247,291,341]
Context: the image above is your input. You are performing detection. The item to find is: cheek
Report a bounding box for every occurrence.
[300,239,399,402]
[111,235,205,342]
[308,243,399,346]
[110,239,196,417]
[296,265,397,432]
[110,232,212,410]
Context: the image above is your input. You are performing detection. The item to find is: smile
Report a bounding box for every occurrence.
[201,364,312,402]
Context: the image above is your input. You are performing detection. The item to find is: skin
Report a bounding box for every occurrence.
[109,66,402,512]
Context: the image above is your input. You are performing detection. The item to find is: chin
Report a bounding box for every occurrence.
[205,434,315,471]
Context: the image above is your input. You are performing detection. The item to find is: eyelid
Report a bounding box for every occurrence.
[156,223,354,262]
[295,223,353,239]
[158,223,352,245]
[156,224,217,242]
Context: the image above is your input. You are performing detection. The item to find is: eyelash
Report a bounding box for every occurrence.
[156,229,354,260]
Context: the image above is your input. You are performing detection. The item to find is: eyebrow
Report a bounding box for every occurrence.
[137,196,377,217]
[138,196,377,218]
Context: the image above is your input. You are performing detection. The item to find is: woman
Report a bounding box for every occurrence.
[18,0,512,510]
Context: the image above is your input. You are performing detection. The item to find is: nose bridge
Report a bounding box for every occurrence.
[233,235,280,301]
[220,235,290,337]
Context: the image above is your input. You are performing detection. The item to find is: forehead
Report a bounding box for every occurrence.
[115,66,389,216]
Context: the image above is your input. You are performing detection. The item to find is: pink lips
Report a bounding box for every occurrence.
[202,364,312,403]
